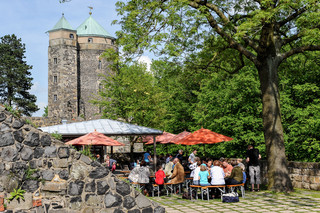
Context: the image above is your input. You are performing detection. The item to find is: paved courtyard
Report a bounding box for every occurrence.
[149,189,320,213]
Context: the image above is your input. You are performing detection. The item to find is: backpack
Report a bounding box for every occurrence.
[182,191,191,200]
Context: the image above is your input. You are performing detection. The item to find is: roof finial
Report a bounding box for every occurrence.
[88,6,93,15]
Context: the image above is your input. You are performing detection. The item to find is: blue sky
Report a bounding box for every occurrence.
[0,0,133,116]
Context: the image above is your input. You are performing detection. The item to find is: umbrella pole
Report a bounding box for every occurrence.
[153,135,157,171]
[111,146,113,156]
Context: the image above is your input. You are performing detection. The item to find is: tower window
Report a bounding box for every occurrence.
[88,38,93,43]
[98,60,102,69]
[53,76,57,83]
[69,34,74,39]
[54,95,57,102]
[54,58,57,64]
[111,40,114,45]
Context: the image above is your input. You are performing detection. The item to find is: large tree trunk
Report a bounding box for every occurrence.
[256,56,293,192]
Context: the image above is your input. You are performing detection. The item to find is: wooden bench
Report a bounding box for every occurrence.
[202,185,226,201]
[226,183,245,198]
[164,183,173,196]
[189,185,202,200]
[184,178,193,192]
[190,185,226,201]
[152,184,160,197]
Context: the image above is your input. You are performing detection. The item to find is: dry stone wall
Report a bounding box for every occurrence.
[0,106,165,213]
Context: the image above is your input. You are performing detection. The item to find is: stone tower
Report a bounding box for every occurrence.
[47,14,115,121]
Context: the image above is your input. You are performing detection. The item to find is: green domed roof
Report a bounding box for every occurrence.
[48,14,74,32]
[76,16,114,39]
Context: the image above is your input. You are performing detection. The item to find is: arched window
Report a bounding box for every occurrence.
[54,95,57,102]
[98,60,102,69]
[54,58,57,64]
[69,34,74,39]
[53,76,57,83]
[88,38,93,43]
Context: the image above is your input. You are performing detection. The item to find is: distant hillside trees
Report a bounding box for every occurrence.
[0,34,39,116]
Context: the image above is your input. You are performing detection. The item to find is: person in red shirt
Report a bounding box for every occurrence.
[155,165,166,193]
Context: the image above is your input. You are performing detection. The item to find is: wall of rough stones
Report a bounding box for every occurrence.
[0,106,165,213]
[256,161,320,190]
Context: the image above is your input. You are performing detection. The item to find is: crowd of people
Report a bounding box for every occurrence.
[124,145,261,196]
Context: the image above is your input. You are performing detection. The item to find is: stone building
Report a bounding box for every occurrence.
[47,14,116,121]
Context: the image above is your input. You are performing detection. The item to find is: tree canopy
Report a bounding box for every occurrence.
[114,0,320,192]
[0,34,38,116]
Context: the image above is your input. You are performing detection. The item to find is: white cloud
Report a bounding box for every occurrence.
[138,56,152,72]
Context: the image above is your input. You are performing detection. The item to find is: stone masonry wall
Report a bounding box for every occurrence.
[0,106,165,213]
[257,160,320,190]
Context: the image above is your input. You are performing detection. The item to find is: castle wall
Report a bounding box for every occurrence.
[48,39,78,120]
[49,30,77,41]
[48,29,116,121]
[78,36,114,45]
[0,107,165,212]
[78,44,109,120]
[258,160,320,190]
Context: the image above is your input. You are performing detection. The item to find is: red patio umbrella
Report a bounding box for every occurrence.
[175,128,233,145]
[145,131,176,145]
[169,131,191,144]
[65,130,125,146]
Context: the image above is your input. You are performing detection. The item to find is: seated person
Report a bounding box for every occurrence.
[207,160,213,169]
[221,158,233,177]
[104,155,117,172]
[192,159,201,185]
[128,164,140,183]
[164,158,174,176]
[199,164,210,186]
[238,163,247,184]
[189,157,200,178]
[137,160,151,196]
[210,160,225,198]
[166,154,173,163]
[210,160,225,185]
[225,160,243,185]
[169,158,185,184]
[155,165,166,192]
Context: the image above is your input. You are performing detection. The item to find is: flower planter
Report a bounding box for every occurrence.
[32,199,42,207]
[0,204,4,212]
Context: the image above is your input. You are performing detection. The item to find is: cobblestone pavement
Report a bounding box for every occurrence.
[149,189,320,213]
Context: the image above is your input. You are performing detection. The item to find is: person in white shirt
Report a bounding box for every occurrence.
[192,159,201,185]
[189,157,200,178]
[210,160,225,185]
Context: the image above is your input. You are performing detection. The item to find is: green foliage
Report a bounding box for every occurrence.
[147,50,320,161]
[6,188,25,202]
[25,119,38,128]
[50,132,62,140]
[4,104,21,117]
[0,34,39,116]
[79,145,96,160]
[279,52,320,162]
[42,106,48,117]
[25,167,39,181]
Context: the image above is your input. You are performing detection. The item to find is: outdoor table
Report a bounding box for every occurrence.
[120,170,130,176]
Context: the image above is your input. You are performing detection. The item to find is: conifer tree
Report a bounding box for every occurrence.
[0,34,39,116]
